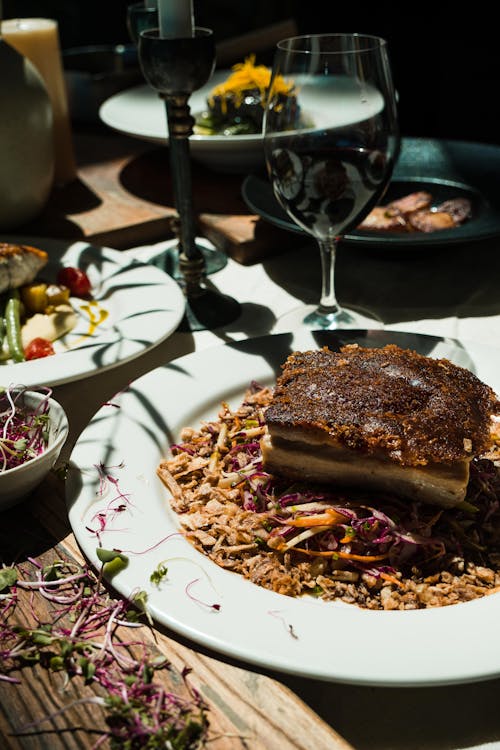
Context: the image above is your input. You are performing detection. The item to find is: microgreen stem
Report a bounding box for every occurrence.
[0,557,210,747]
[0,386,52,472]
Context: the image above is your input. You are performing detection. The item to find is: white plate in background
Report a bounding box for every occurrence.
[0,236,185,387]
[99,69,332,173]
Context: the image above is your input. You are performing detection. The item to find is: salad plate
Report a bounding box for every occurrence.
[0,236,185,387]
[242,137,500,247]
[66,328,500,687]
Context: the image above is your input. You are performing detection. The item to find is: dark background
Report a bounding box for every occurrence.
[2,0,498,146]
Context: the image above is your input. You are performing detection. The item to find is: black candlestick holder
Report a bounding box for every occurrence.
[138,27,240,331]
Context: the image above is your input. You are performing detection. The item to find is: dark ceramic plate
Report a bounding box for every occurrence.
[242,137,500,246]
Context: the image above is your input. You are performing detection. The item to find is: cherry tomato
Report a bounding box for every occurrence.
[25,337,55,360]
[56,266,91,298]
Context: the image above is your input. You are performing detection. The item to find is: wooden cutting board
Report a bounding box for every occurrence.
[15,131,303,264]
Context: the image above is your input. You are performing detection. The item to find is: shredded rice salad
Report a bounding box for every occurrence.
[157,382,500,611]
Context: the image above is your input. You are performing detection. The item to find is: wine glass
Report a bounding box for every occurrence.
[126,2,159,44]
[263,33,400,330]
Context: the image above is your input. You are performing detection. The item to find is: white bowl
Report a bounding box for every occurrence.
[0,390,69,509]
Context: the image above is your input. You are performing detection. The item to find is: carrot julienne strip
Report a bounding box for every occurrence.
[293,548,388,562]
[380,571,404,588]
[286,509,346,528]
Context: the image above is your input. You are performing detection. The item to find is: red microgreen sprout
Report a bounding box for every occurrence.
[0,556,210,747]
[268,610,299,639]
[0,385,52,472]
[185,579,221,612]
[83,462,136,540]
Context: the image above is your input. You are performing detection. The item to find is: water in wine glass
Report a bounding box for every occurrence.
[263,34,400,331]
[126,2,159,45]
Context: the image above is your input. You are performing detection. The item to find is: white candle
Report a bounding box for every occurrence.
[2,18,77,186]
[158,0,194,38]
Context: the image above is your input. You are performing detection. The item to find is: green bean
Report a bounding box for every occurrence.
[5,292,25,362]
[0,293,7,354]
[0,296,5,350]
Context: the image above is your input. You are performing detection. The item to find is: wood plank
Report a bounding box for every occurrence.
[0,474,353,750]
[14,131,298,264]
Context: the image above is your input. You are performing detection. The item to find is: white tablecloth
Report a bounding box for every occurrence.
[129,234,500,347]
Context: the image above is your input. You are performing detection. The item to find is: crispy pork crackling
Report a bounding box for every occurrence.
[260,344,500,507]
[0,243,48,294]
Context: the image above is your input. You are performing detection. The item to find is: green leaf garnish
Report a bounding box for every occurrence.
[0,567,18,592]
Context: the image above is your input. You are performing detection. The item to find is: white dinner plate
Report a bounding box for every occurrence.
[66,328,500,687]
[99,70,333,173]
[0,236,185,387]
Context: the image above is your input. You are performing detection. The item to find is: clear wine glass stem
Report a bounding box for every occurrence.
[299,236,379,330]
[317,237,340,316]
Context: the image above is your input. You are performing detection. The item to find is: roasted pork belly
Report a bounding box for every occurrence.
[261,344,500,507]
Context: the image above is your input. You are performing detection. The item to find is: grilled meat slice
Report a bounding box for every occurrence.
[0,242,48,294]
[385,190,433,217]
[357,191,433,233]
[406,196,472,232]
[436,197,472,225]
[356,192,473,235]
[357,206,409,232]
[407,209,456,232]
[261,344,500,507]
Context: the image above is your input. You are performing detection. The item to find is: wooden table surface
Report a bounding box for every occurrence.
[17,128,303,265]
[0,474,352,750]
[4,126,500,750]
[0,128,352,750]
